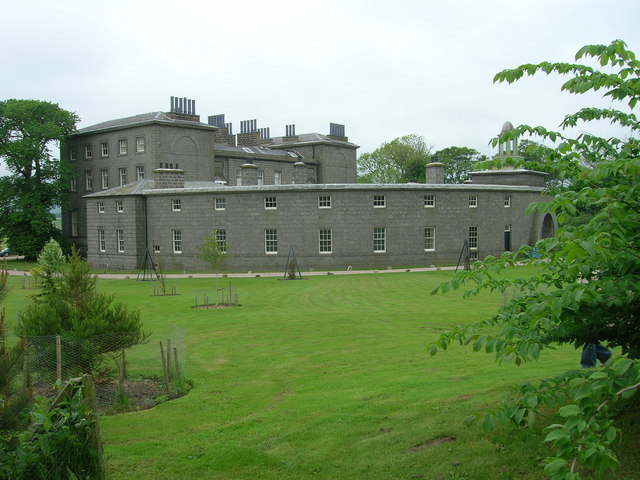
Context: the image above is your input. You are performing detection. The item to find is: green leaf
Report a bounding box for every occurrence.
[544,429,569,443]
[428,344,437,356]
[482,414,496,432]
[558,405,582,418]
[463,415,477,427]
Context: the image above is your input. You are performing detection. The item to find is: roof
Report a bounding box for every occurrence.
[72,112,218,136]
[213,144,312,163]
[267,133,359,149]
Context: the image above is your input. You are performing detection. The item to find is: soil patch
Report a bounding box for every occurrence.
[411,436,457,451]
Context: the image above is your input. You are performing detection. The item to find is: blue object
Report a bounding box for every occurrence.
[580,343,612,368]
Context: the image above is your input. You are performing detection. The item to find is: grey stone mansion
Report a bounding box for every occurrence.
[60,97,555,272]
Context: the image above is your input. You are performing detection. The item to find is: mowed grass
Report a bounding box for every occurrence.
[2,269,636,479]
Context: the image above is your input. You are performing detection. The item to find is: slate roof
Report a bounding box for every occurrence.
[213,144,306,162]
[267,133,359,149]
[73,112,217,135]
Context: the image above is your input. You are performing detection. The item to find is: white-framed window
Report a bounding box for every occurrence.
[265,197,277,209]
[257,170,264,186]
[468,195,478,208]
[373,195,386,208]
[470,251,478,260]
[116,200,124,213]
[214,197,226,210]
[154,245,161,253]
[97,201,104,214]
[70,147,77,161]
[468,226,478,250]
[135,165,144,180]
[101,169,109,189]
[424,195,435,208]
[373,227,386,252]
[116,229,124,253]
[504,195,511,208]
[119,139,127,155]
[85,145,92,159]
[172,199,181,211]
[119,167,127,186]
[70,177,77,192]
[318,196,331,208]
[100,142,109,157]
[319,229,332,254]
[236,170,242,186]
[136,136,145,153]
[216,229,227,253]
[71,210,78,237]
[424,227,436,251]
[172,230,182,253]
[85,171,93,191]
[274,171,282,185]
[265,229,278,254]
[98,230,106,252]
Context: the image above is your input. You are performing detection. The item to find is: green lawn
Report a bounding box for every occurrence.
[3,269,638,479]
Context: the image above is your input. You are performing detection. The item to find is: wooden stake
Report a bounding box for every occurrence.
[82,374,105,474]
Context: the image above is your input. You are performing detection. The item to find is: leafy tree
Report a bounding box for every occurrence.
[430,40,640,478]
[357,134,432,183]
[33,238,67,295]
[0,100,79,259]
[197,230,227,289]
[432,146,488,184]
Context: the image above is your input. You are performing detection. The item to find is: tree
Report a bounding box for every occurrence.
[430,40,640,478]
[357,134,432,183]
[33,238,67,295]
[197,230,227,290]
[0,100,79,259]
[432,146,488,184]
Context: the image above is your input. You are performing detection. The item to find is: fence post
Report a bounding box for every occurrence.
[81,374,105,475]
[56,335,62,388]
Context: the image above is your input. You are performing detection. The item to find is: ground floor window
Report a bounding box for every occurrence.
[424,227,435,251]
[173,230,182,253]
[216,229,227,253]
[374,227,386,253]
[116,229,124,253]
[265,229,278,254]
[98,230,106,252]
[319,229,332,254]
[468,226,478,250]
[71,210,78,237]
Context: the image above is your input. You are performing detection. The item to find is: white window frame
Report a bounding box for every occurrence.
[214,197,226,210]
[70,147,77,161]
[136,136,145,153]
[424,195,435,208]
[373,227,386,253]
[265,229,278,254]
[71,210,78,237]
[100,142,109,157]
[373,195,386,208]
[119,139,127,155]
[101,169,109,189]
[216,229,227,253]
[172,230,182,254]
[318,196,331,208]
[85,144,92,159]
[274,171,282,185]
[265,197,277,209]
[85,171,93,191]
[97,201,105,214]
[424,227,436,251]
[469,226,478,250]
[319,229,332,254]
[116,200,124,213]
[70,177,77,192]
[172,199,182,212]
[98,230,106,252]
[236,170,242,186]
[116,229,124,253]
[135,165,145,181]
[119,167,127,186]
[504,195,511,208]
[257,170,264,186]
[468,195,478,208]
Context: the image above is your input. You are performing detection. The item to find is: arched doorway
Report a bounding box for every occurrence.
[541,214,555,238]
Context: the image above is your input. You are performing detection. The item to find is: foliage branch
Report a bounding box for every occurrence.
[429,40,640,479]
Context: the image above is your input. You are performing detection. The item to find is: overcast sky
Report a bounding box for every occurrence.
[2,0,640,172]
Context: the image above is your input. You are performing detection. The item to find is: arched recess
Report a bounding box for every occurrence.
[541,213,555,238]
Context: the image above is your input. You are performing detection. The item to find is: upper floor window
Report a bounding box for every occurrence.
[70,177,77,192]
[373,195,385,208]
[118,139,127,155]
[71,210,78,237]
[119,167,127,186]
[97,201,105,213]
[424,195,435,208]
[257,170,264,186]
[172,199,181,212]
[85,171,93,191]
[504,195,511,208]
[70,147,77,161]
[136,136,145,153]
[318,196,331,208]
[236,170,242,186]
[274,171,282,185]
[468,195,478,208]
[101,169,109,189]
[85,145,92,159]
[136,165,145,181]
[116,200,124,213]
[265,197,277,209]
[215,198,226,210]
[100,142,109,157]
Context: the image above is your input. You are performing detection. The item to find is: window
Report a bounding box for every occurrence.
[470,251,478,260]
[116,200,124,213]
[70,147,77,161]
[71,210,78,237]
[265,197,277,209]
[373,227,386,252]
[319,229,332,254]
[216,229,227,253]
[504,224,512,251]
[172,199,181,211]
[101,169,109,189]
[373,195,386,208]
[117,229,124,253]
[136,136,145,153]
[214,197,226,210]
[97,201,104,213]
[172,230,182,253]
[85,145,92,159]
[154,245,161,253]
[100,142,109,157]
[136,165,145,180]
[468,226,478,250]
[274,171,282,185]
[424,195,435,208]
[504,195,511,208]
[98,230,106,252]
[85,171,93,191]
[257,170,264,186]
[236,170,242,186]
[70,177,77,192]
[318,196,331,208]
[119,139,127,155]
[424,227,436,251]
[119,167,127,186]
[265,229,278,254]
[468,195,478,207]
